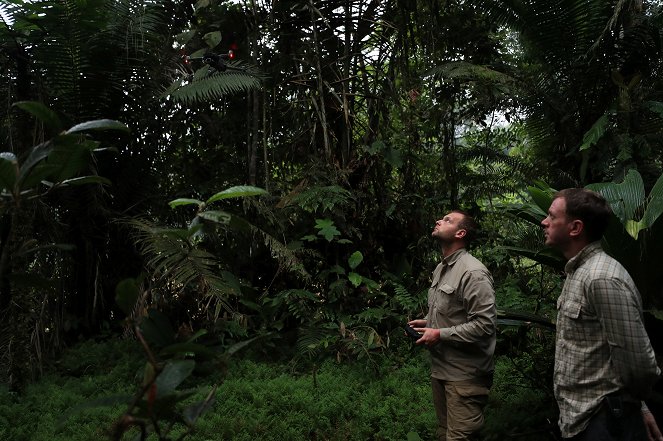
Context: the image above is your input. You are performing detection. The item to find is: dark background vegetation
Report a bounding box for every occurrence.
[1,0,663,439]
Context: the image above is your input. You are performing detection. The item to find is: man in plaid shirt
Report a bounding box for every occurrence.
[542,188,661,440]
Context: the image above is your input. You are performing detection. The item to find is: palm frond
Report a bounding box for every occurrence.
[295,326,333,359]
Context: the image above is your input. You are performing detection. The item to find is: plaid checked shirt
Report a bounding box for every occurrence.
[554,242,660,438]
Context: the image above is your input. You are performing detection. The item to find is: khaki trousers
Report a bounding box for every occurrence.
[431,376,492,441]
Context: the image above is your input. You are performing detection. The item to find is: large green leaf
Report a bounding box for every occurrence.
[205,185,267,204]
[140,309,176,348]
[527,186,554,213]
[0,152,18,193]
[65,119,130,134]
[587,169,644,226]
[348,272,362,287]
[115,278,140,317]
[203,31,222,48]
[501,246,565,271]
[16,142,52,189]
[154,360,196,397]
[169,198,203,209]
[183,386,217,425]
[578,113,610,151]
[641,172,663,230]
[315,218,340,242]
[12,101,63,133]
[197,210,232,225]
[348,251,363,270]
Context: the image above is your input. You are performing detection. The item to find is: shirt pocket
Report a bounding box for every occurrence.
[439,283,455,296]
[558,298,582,320]
[432,283,463,325]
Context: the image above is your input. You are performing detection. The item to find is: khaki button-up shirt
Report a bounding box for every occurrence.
[426,249,496,381]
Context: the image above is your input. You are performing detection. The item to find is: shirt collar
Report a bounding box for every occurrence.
[443,248,467,266]
[564,241,602,274]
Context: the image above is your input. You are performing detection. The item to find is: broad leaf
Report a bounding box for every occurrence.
[154,360,195,397]
[348,251,363,270]
[115,278,140,317]
[501,246,565,271]
[226,334,266,356]
[314,218,340,242]
[587,169,644,225]
[0,152,18,192]
[203,31,222,48]
[13,101,63,132]
[169,198,203,208]
[206,185,267,204]
[183,386,217,424]
[140,309,176,348]
[16,142,52,189]
[65,119,130,134]
[641,172,663,230]
[527,186,554,213]
[578,113,610,151]
[348,272,362,287]
[198,210,232,224]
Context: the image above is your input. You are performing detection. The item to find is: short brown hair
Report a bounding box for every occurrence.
[451,210,479,245]
[553,188,612,242]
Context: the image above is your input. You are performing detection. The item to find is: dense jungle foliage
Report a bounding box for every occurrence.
[1,0,663,439]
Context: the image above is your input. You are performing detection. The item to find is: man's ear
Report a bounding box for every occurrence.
[568,219,584,238]
[455,229,467,240]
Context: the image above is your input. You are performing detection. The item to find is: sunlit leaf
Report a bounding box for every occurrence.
[65,119,130,134]
[169,198,203,208]
[206,185,267,204]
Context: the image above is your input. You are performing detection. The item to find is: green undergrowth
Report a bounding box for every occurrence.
[0,337,555,440]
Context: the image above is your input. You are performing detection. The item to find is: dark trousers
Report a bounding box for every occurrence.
[567,398,646,441]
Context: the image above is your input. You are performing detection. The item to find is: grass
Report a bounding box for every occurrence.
[1,336,556,441]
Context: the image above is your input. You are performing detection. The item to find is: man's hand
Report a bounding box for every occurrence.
[412,326,440,346]
[408,319,426,328]
[643,409,663,441]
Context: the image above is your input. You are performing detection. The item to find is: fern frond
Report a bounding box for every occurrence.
[284,184,354,214]
[202,210,312,281]
[295,326,333,358]
[168,62,263,104]
[123,218,233,314]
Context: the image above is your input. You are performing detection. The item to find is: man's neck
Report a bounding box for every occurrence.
[563,240,591,260]
[442,242,465,258]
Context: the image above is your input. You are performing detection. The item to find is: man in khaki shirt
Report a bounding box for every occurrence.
[409,210,496,441]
